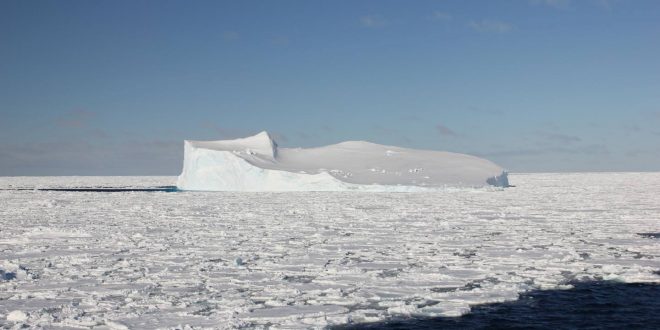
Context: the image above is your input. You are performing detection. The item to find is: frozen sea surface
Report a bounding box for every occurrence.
[0,173,659,329]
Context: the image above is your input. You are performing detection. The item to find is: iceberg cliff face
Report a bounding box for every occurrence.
[177,131,508,191]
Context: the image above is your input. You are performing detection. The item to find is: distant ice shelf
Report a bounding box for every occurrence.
[176,131,508,191]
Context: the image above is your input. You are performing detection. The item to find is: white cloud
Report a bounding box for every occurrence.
[360,15,387,28]
[468,20,513,33]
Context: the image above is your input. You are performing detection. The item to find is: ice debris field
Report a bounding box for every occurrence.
[177,132,509,191]
[1,173,659,328]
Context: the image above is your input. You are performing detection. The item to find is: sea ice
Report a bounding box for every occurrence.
[6,310,27,322]
[0,173,658,328]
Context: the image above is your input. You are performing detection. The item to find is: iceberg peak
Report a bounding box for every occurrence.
[239,131,279,158]
[186,131,278,160]
[253,130,277,144]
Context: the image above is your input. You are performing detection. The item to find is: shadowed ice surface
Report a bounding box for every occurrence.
[335,281,660,329]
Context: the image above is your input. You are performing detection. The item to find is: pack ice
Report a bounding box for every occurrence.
[177,131,508,191]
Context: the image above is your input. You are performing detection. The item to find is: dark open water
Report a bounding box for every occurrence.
[335,281,660,330]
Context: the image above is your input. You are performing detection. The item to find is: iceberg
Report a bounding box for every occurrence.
[176,131,509,191]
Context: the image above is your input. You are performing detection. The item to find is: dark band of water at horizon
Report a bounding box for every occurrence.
[0,186,178,192]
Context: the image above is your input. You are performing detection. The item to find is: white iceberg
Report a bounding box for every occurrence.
[176,131,508,191]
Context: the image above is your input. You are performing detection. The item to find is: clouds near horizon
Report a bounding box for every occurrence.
[1,0,659,174]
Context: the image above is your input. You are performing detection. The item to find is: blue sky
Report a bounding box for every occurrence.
[1,0,659,175]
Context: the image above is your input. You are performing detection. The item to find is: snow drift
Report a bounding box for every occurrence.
[176,131,508,191]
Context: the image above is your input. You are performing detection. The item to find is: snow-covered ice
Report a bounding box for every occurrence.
[177,131,509,191]
[6,310,28,322]
[0,173,659,328]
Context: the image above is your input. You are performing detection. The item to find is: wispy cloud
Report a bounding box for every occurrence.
[371,125,399,136]
[531,0,619,10]
[624,148,655,157]
[476,144,609,158]
[435,124,458,137]
[296,131,312,139]
[57,109,95,128]
[0,139,181,175]
[538,131,582,144]
[592,0,620,11]
[202,125,253,139]
[467,106,504,116]
[222,31,239,41]
[400,114,421,121]
[530,0,571,10]
[430,11,452,22]
[360,15,387,29]
[468,20,513,33]
[622,123,641,135]
[371,125,412,145]
[270,35,290,46]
